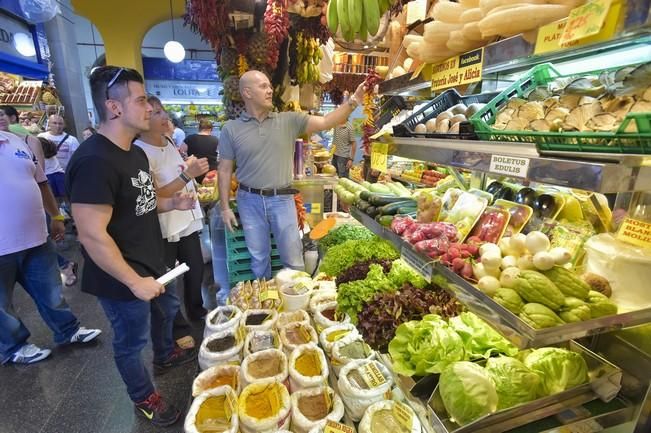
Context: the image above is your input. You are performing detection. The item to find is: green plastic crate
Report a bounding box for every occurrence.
[227,257,283,273]
[469,63,651,154]
[229,264,284,285]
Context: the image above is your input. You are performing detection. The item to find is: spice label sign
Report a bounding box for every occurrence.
[616,217,651,249]
[371,142,389,172]
[260,289,279,301]
[560,0,612,45]
[489,155,530,178]
[324,420,354,433]
[393,402,414,430]
[360,362,387,388]
[401,246,433,282]
[431,48,484,92]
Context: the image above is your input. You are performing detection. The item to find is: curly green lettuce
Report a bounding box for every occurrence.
[319,238,399,276]
[336,264,394,324]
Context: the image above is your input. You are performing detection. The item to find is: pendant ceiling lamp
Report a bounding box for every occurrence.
[164,0,185,63]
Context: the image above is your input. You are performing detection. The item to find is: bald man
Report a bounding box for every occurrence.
[218,70,365,280]
[38,115,81,171]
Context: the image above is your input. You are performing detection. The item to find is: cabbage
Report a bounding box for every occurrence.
[523,348,589,396]
[439,361,498,426]
[485,356,542,410]
[388,315,466,376]
[449,312,519,359]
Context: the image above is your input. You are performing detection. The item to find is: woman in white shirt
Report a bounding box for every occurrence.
[135,96,209,349]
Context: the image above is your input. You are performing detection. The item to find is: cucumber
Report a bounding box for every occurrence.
[377,215,394,227]
[369,194,412,207]
[357,200,371,212]
[379,200,419,215]
[366,206,380,218]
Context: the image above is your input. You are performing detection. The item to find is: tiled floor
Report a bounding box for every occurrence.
[0,234,204,433]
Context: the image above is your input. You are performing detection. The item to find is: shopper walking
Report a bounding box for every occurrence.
[171,118,186,147]
[66,66,197,427]
[135,96,209,347]
[38,114,80,171]
[218,70,365,278]
[183,118,218,184]
[331,117,356,178]
[0,128,101,365]
[81,126,97,141]
[3,105,32,137]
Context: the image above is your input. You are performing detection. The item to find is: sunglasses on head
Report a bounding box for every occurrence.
[105,67,125,100]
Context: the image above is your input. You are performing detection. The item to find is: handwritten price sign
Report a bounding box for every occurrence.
[560,0,612,45]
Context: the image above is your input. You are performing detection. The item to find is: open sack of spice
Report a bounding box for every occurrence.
[238,382,291,433]
[313,301,351,334]
[229,279,282,310]
[319,323,358,357]
[279,321,319,356]
[184,386,239,433]
[337,359,394,422]
[291,385,345,433]
[199,328,243,371]
[289,343,329,391]
[276,310,311,329]
[192,365,240,398]
[240,348,288,388]
[204,305,242,339]
[358,400,422,433]
[241,308,278,333]
[331,333,376,376]
[243,330,282,357]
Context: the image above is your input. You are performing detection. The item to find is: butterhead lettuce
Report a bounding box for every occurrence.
[523,347,589,395]
[439,361,498,426]
[449,312,519,359]
[485,356,542,410]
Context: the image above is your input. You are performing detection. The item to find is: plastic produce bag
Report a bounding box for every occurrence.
[291,385,345,433]
[331,334,376,377]
[192,365,240,397]
[184,386,239,433]
[319,324,358,357]
[240,348,289,388]
[358,400,422,433]
[238,382,291,433]
[289,343,329,391]
[204,305,242,339]
[243,330,282,358]
[198,328,243,371]
[337,359,393,421]
[319,38,335,84]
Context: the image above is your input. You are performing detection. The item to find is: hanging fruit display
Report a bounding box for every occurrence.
[287,0,327,17]
[326,0,391,42]
[184,0,231,60]
[264,0,290,69]
[238,54,249,77]
[296,32,323,84]
[361,69,383,154]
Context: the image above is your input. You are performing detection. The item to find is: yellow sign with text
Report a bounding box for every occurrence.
[536,0,621,54]
[370,142,389,173]
[616,218,651,249]
[560,0,613,45]
[324,420,354,433]
[431,48,484,92]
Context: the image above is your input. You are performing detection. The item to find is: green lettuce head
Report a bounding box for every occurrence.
[485,356,542,410]
[523,347,589,395]
[439,361,498,426]
[449,312,519,359]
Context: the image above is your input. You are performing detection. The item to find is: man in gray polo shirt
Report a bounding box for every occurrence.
[218,70,364,278]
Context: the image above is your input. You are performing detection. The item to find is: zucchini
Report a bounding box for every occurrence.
[379,200,419,215]
[397,205,418,215]
[368,194,410,207]
[376,215,394,227]
[359,191,373,202]
[356,200,371,212]
[366,206,380,218]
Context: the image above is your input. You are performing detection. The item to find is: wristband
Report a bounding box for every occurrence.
[52,215,65,222]
[179,172,192,183]
[347,96,359,109]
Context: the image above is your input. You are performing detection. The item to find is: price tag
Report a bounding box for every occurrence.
[489,155,530,178]
[410,60,426,80]
[310,203,321,214]
[324,420,354,433]
[371,142,389,172]
[260,289,279,302]
[360,362,387,388]
[400,246,432,282]
[616,217,651,249]
[431,48,483,92]
[393,402,414,430]
[560,0,612,45]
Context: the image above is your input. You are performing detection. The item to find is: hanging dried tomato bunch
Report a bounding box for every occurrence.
[362,69,383,154]
[184,0,231,59]
[264,0,290,69]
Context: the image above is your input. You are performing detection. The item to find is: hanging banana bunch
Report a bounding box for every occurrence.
[327,0,392,42]
[296,31,323,85]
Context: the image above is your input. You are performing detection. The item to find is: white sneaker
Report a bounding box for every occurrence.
[69,327,102,344]
[10,344,51,364]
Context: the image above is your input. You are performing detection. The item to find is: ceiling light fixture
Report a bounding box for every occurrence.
[13,32,36,57]
[164,0,185,63]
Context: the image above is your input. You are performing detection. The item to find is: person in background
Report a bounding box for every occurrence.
[38,115,80,171]
[171,117,186,148]
[182,118,218,185]
[218,70,365,278]
[3,105,32,136]
[82,127,97,141]
[66,66,197,427]
[37,137,78,286]
[135,95,209,348]
[0,122,102,365]
[331,115,356,178]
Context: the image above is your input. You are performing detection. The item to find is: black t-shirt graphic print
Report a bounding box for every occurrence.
[65,134,166,301]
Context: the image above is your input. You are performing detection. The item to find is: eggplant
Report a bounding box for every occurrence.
[494,186,514,202]
[515,187,537,207]
[534,194,558,218]
[486,181,503,195]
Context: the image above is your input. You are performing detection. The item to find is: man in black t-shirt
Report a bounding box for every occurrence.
[182,119,218,184]
[65,67,197,428]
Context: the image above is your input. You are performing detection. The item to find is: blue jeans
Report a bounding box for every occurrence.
[209,206,229,307]
[98,288,179,402]
[0,240,80,363]
[237,189,304,279]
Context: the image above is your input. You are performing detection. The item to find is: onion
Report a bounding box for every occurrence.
[517,254,535,270]
[501,255,518,269]
[549,247,572,265]
[525,231,551,254]
[509,233,527,254]
[533,251,555,271]
[500,267,521,288]
[479,243,501,257]
[478,276,501,296]
[481,251,502,269]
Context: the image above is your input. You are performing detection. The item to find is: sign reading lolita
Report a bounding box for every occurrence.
[145,80,222,102]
